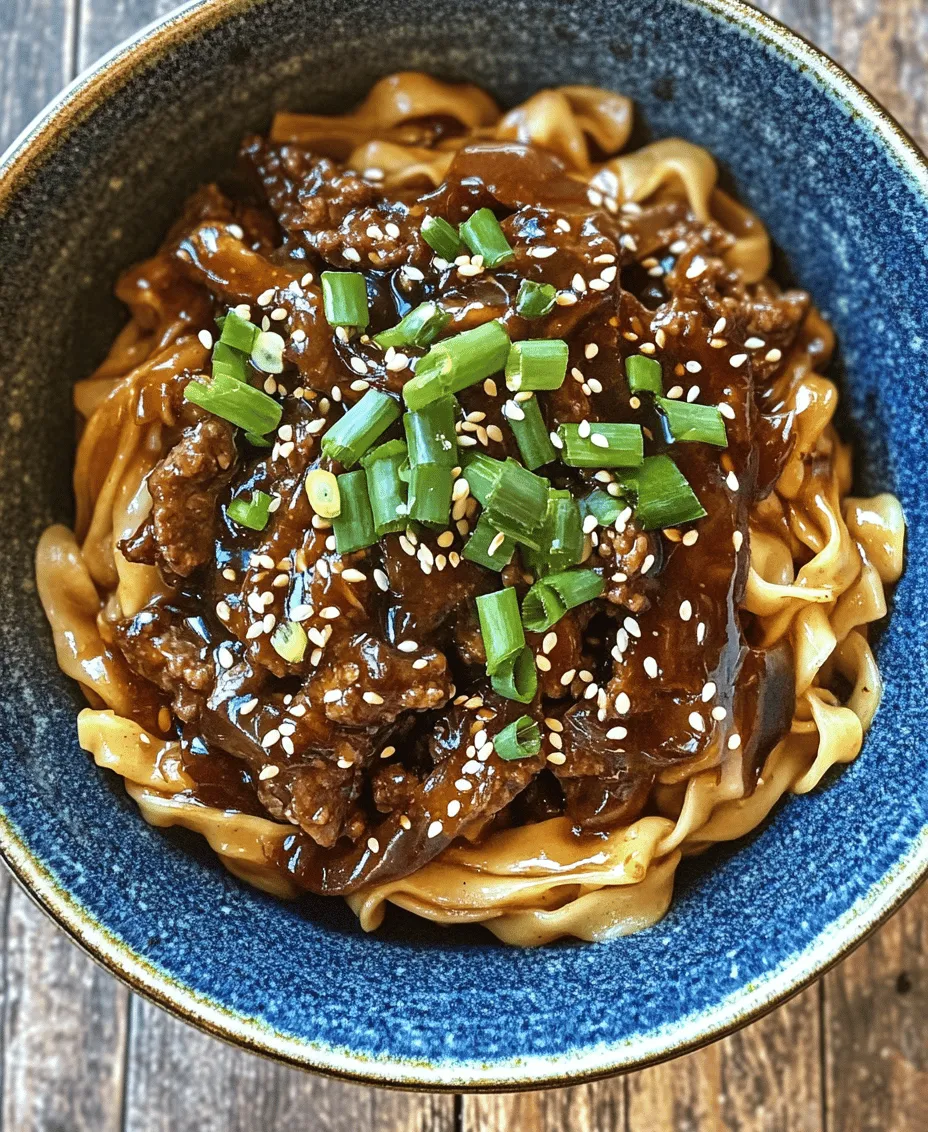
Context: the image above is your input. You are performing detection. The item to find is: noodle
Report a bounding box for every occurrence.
[36,74,905,946]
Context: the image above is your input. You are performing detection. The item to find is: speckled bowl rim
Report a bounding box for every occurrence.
[1,0,926,1092]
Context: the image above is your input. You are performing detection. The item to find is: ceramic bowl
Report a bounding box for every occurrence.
[1,0,926,1090]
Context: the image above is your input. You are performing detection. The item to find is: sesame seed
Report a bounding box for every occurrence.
[616,692,631,714]
[726,470,740,491]
[765,348,782,363]
[530,246,557,258]
[733,530,744,552]
[323,689,341,703]
[582,514,599,535]
[197,329,214,350]
[398,640,418,653]
[261,729,281,747]
[343,248,361,263]
[258,765,280,781]
[623,616,641,638]
[702,682,717,701]
[718,402,736,420]
[271,307,288,321]
[560,668,577,686]
[686,386,700,403]
[728,733,742,750]
[712,706,727,721]
[412,658,429,670]
[427,820,444,838]
[536,655,552,672]
[217,646,235,669]
[667,385,683,399]
[730,353,748,368]
[643,656,658,678]
[257,288,275,306]
[505,401,526,422]
[682,530,699,546]
[374,569,389,591]
[367,837,380,853]
[697,622,707,644]
[546,752,567,765]
[446,799,461,818]
[399,815,412,830]
[606,726,628,740]
[679,600,693,621]
[363,691,384,704]
[380,746,396,760]
[688,711,706,732]
[319,606,341,620]
[455,778,472,791]
[745,336,765,349]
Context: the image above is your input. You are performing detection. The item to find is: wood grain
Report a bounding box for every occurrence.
[1,0,927,1128]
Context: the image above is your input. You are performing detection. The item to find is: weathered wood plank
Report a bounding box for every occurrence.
[465,1080,625,1132]
[122,995,455,1132]
[823,883,928,1132]
[626,987,822,1132]
[76,0,181,72]
[1,883,128,1132]
[0,0,76,150]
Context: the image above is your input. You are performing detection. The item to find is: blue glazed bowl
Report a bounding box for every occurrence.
[1,0,926,1090]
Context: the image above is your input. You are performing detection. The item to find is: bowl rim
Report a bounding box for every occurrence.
[2,0,927,1092]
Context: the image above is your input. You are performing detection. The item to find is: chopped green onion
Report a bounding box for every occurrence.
[402,321,510,411]
[485,458,549,550]
[523,489,584,576]
[658,398,728,447]
[211,341,249,383]
[495,715,542,760]
[618,454,706,530]
[491,646,538,704]
[321,271,369,328]
[361,439,408,535]
[407,463,453,527]
[304,469,341,518]
[505,395,556,470]
[244,431,272,448]
[321,389,400,468]
[626,354,663,394]
[421,215,463,260]
[226,490,273,531]
[252,330,285,374]
[558,422,644,468]
[404,396,458,467]
[271,621,308,664]
[476,587,524,676]
[521,569,605,633]
[332,470,377,553]
[505,339,569,392]
[459,207,514,268]
[373,302,451,350]
[515,279,556,319]
[580,489,624,527]
[460,452,505,505]
[184,373,282,436]
[218,310,259,353]
[462,515,515,571]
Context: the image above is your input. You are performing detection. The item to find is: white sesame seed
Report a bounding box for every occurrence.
[623,616,641,638]
[643,656,658,678]
[412,658,429,670]
[679,600,693,622]
[529,246,557,258]
[363,691,384,705]
[582,514,599,534]
[726,470,740,491]
[374,569,389,591]
[606,726,628,741]
[688,711,706,732]
[697,622,707,644]
[560,668,577,686]
[217,646,235,669]
[427,820,444,838]
[765,348,782,363]
[712,706,727,721]
[686,385,700,403]
[257,288,275,306]
[730,353,748,368]
[616,692,631,714]
[546,752,567,765]
[686,256,707,279]
[745,337,765,349]
[343,248,361,263]
[367,837,380,853]
[455,778,472,791]
[733,530,744,552]
[261,729,281,748]
[701,681,717,702]
[398,640,418,652]
[728,733,742,750]
[682,530,699,546]
[667,385,683,399]
[718,402,736,420]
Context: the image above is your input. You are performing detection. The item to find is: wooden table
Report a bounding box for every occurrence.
[2,1,926,1128]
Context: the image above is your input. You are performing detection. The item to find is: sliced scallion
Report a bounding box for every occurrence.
[515,279,557,319]
[558,422,644,468]
[421,215,463,260]
[321,389,401,468]
[476,586,524,676]
[491,645,538,704]
[658,398,728,447]
[361,439,408,536]
[373,302,451,351]
[505,395,556,470]
[304,469,341,518]
[459,207,514,268]
[407,463,453,527]
[521,569,605,633]
[460,452,505,505]
[184,373,282,436]
[226,490,273,531]
[321,271,369,328]
[626,354,663,394]
[218,309,259,354]
[332,470,377,554]
[618,454,706,530]
[505,339,569,392]
[485,458,549,550]
[404,395,458,467]
[495,715,542,760]
[252,330,285,374]
[402,321,510,411]
[525,489,584,576]
[462,515,515,571]
[580,489,624,528]
[271,621,308,664]
[211,341,249,383]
